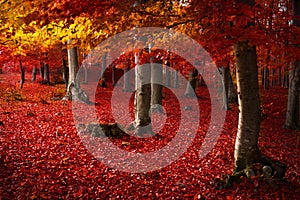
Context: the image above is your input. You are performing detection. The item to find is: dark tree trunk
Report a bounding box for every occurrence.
[285,62,300,129]
[123,61,131,92]
[165,61,171,87]
[184,69,198,97]
[40,62,44,79]
[263,67,270,90]
[112,65,116,86]
[62,58,69,90]
[283,66,289,88]
[19,61,25,89]
[151,61,164,113]
[271,68,276,86]
[285,0,300,129]
[31,66,37,82]
[44,63,50,84]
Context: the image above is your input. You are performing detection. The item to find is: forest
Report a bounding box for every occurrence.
[0,0,299,199]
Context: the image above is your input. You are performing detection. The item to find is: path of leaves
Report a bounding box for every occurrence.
[0,74,299,199]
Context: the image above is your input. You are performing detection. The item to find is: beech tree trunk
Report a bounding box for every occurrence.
[184,69,198,97]
[63,40,89,103]
[134,52,154,136]
[233,41,261,172]
[173,70,179,88]
[31,66,37,82]
[19,61,25,89]
[165,61,171,87]
[62,58,69,90]
[219,66,229,110]
[285,63,300,130]
[227,65,238,103]
[285,0,300,129]
[44,63,50,84]
[151,60,164,113]
[123,61,131,92]
[40,62,44,79]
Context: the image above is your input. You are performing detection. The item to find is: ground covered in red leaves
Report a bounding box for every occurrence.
[0,73,299,199]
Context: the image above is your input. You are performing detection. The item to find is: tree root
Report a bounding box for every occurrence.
[214,155,286,189]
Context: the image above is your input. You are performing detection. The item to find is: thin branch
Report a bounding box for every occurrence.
[166,19,194,29]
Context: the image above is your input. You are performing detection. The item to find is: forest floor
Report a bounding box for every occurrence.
[0,73,299,199]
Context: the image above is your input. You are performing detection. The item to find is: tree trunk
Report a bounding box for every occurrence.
[151,60,164,113]
[173,70,179,88]
[184,69,198,97]
[112,65,116,86]
[100,52,108,87]
[31,66,37,82]
[19,61,25,89]
[227,64,238,103]
[263,67,270,90]
[233,41,261,172]
[134,52,154,137]
[219,66,229,110]
[165,61,171,87]
[44,63,50,84]
[285,62,300,129]
[63,40,89,103]
[123,61,131,92]
[285,0,300,129]
[40,62,44,79]
[62,58,69,90]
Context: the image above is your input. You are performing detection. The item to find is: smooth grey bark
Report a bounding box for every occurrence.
[227,65,238,103]
[233,41,261,172]
[173,70,179,88]
[151,61,164,113]
[219,66,229,110]
[184,69,198,97]
[63,40,89,103]
[19,61,25,89]
[123,61,131,92]
[100,52,108,87]
[285,62,300,129]
[31,66,37,82]
[133,52,154,136]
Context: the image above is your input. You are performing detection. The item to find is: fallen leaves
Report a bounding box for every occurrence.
[0,73,299,199]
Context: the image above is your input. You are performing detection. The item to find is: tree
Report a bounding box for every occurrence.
[285,0,300,129]
[132,50,154,137]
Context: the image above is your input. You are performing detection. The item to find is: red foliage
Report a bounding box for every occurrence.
[0,73,299,199]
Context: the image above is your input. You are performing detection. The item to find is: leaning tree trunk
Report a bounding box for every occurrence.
[19,60,25,89]
[133,52,154,137]
[151,60,164,113]
[233,41,261,173]
[63,40,89,103]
